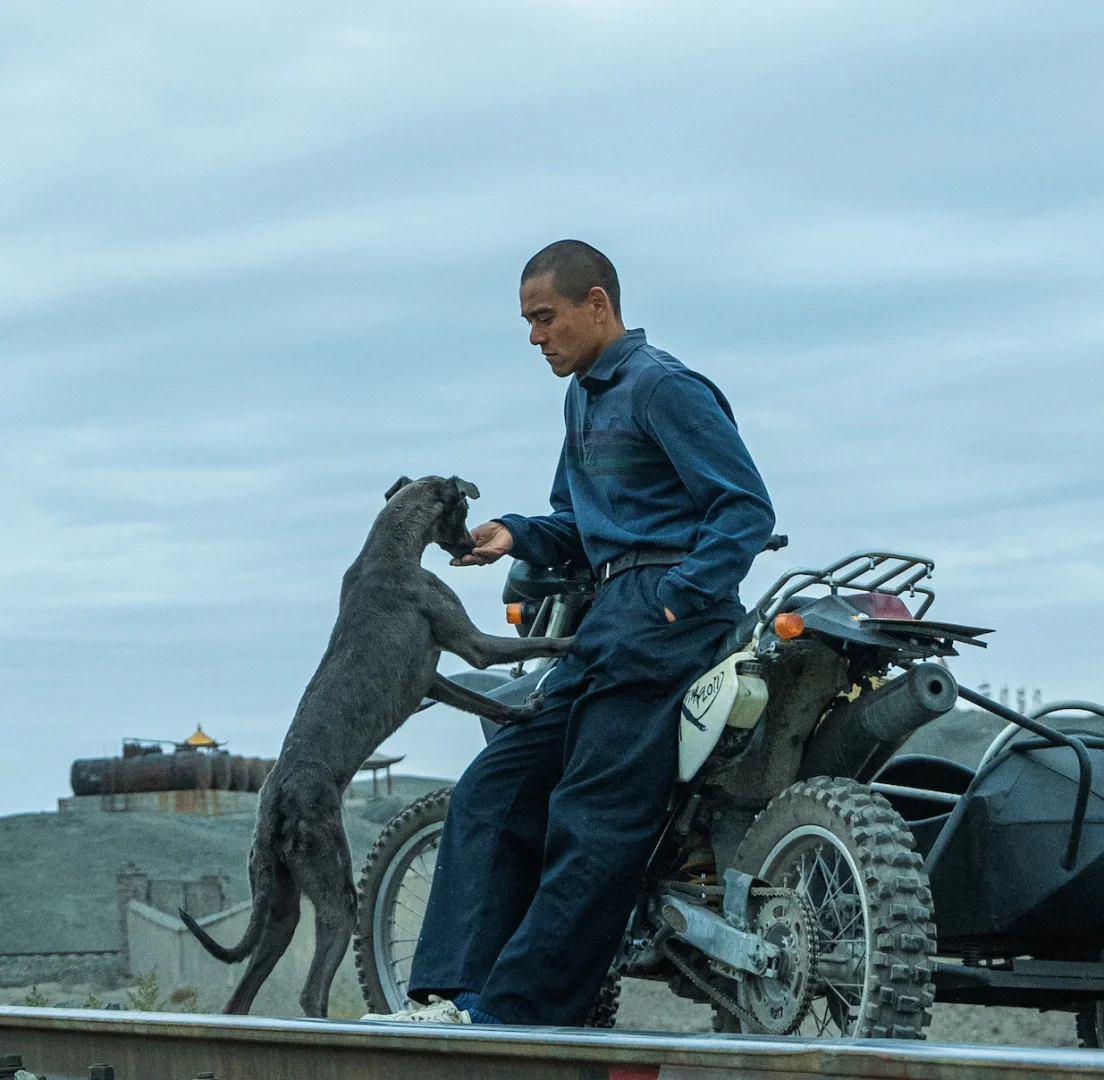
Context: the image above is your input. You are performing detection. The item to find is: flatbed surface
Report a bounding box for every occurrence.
[3,1005,1104,1080]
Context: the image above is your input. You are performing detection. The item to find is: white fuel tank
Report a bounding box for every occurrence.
[678,651,769,782]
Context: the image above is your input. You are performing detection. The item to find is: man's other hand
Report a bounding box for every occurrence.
[451,521,514,566]
[664,607,676,623]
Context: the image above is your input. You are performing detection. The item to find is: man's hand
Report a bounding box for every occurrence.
[451,520,514,566]
[664,607,677,623]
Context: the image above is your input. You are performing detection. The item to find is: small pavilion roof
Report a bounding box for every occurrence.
[182,725,218,748]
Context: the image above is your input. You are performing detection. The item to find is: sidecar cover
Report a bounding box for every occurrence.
[926,741,1104,950]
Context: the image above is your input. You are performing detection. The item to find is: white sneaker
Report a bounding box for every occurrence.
[361,995,471,1024]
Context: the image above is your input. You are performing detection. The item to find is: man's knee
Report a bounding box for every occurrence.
[445,767,482,827]
[446,750,519,831]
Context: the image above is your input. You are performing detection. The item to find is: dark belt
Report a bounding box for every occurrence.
[595,548,689,587]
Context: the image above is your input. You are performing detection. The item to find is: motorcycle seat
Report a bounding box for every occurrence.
[502,560,595,603]
[711,610,760,664]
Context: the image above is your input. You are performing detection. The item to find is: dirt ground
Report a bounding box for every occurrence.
[0,981,176,1011]
[613,977,1082,1047]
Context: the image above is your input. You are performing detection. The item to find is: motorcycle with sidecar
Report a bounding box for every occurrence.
[353,538,1104,1042]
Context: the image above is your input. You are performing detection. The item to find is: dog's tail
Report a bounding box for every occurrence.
[178,903,267,964]
[179,810,279,964]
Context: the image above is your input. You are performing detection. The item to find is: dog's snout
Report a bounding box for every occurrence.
[446,531,476,559]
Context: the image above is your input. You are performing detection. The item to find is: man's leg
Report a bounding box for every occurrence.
[407,663,583,1002]
[478,567,741,1026]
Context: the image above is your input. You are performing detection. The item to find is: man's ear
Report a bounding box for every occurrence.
[385,476,413,501]
[450,476,480,500]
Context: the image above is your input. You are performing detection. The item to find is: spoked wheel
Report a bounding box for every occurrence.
[355,787,452,1012]
[353,786,622,1026]
[717,777,936,1039]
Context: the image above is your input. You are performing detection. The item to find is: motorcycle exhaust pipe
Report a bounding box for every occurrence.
[799,662,958,783]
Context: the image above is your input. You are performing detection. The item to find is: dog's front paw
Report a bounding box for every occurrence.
[500,693,545,726]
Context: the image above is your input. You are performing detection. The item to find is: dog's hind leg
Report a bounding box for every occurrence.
[295,830,358,1018]
[223,866,300,1015]
[300,893,356,1018]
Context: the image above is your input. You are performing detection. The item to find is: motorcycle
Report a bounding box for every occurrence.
[352,538,1104,1041]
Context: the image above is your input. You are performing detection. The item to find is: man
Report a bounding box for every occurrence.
[402,240,774,1026]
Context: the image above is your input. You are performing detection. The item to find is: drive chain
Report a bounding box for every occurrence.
[658,883,819,1036]
[662,937,761,1031]
[662,880,727,897]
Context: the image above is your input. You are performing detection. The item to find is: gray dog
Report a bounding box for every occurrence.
[180,474,572,1016]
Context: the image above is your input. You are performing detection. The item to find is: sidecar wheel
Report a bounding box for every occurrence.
[1076,1002,1104,1047]
[723,777,936,1039]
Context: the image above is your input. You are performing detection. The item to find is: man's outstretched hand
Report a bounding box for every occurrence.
[451,520,514,566]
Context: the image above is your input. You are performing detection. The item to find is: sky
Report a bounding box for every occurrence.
[2,1,1103,817]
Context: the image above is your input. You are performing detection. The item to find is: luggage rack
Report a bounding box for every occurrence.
[753,549,936,626]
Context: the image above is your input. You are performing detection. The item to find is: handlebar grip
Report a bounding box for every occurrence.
[763,534,789,552]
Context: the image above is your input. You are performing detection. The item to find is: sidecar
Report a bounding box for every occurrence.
[873,701,1104,1020]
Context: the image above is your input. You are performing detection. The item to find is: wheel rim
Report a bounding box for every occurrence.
[371,820,442,1011]
[758,824,871,1037]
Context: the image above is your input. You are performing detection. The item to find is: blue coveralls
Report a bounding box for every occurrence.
[408,329,774,1026]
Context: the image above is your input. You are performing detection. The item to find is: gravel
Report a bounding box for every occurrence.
[612,978,1082,1048]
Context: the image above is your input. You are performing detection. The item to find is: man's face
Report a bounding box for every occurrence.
[520,273,608,378]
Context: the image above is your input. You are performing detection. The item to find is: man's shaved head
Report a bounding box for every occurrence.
[521,240,621,319]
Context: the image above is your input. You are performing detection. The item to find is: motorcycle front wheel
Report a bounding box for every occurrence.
[355,787,453,1013]
[353,786,622,1026]
[723,777,937,1039]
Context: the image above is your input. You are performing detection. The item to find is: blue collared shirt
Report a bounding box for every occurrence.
[499,329,775,619]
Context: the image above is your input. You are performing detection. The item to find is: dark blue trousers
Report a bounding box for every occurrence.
[408,566,741,1026]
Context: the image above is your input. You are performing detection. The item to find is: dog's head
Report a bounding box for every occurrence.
[384,474,480,559]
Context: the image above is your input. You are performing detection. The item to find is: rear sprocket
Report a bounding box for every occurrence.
[662,882,818,1036]
[737,886,819,1033]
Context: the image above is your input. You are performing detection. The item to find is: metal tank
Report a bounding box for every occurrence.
[70,751,214,795]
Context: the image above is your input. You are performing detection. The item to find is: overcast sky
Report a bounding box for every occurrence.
[2,2,1102,817]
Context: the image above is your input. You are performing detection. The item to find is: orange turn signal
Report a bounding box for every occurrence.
[506,603,524,625]
[773,612,805,640]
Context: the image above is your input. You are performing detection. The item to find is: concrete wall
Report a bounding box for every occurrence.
[126,899,362,1017]
[0,952,120,988]
[58,790,260,816]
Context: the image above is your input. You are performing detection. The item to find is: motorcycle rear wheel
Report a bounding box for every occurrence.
[720,777,936,1039]
[353,786,622,1027]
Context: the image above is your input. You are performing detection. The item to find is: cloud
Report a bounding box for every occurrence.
[2,0,1103,815]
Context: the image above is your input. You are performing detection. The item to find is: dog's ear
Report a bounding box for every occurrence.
[384,476,413,501]
[450,476,480,501]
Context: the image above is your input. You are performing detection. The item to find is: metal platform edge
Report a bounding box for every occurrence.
[3,1006,1104,1080]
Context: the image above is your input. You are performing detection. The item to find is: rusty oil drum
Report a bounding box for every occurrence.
[246,757,275,792]
[207,752,232,790]
[228,755,251,791]
[70,751,214,795]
